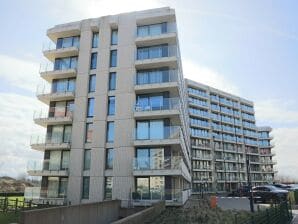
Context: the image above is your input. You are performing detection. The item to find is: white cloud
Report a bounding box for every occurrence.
[182,58,240,95]
[0,92,44,178]
[0,55,40,92]
[255,99,298,125]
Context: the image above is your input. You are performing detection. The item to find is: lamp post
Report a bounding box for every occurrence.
[246,158,254,212]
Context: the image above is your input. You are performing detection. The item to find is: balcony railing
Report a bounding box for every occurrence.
[134,98,180,112]
[133,156,182,170]
[24,187,67,200]
[39,62,77,74]
[36,85,75,97]
[30,135,71,145]
[136,45,177,61]
[34,106,73,120]
[27,159,69,172]
[134,126,180,140]
[135,69,178,85]
[136,22,176,38]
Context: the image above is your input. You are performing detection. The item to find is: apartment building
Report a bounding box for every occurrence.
[27,7,192,206]
[186,79,276,193]
[26,7,276,206]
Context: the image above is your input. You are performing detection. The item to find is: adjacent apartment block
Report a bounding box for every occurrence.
[186,80,276,193]
[27,7,192,206]
[26,7,276,206]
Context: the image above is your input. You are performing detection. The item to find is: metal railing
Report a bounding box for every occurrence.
[134,125,181,140]
[34,106,73,120]
[134,69,178,85]
[36,84,75,96]
[27,159,69,172]
[133,156,182,170]
[136,45,178,60]
[134,97,180,112]
[30,135,71,145]
[24,187,67,200]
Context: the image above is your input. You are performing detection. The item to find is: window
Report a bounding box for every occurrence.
[135,148,164,170]
[111,29,118,45]
[90,52,97,69]
[89,75,96,92]
[56,36,79,49]
[108,96,115,115]
[106,122,114,142]
[54,57,78,70]
[110,50,117,67]
[87,98,94,117]
[61,151,70,170]
[104,177,113,199]
[137,44,169,60]
[136,68,171,85]
[136,176,164,200]
[63,125,72,143]
[106,148,114,169]
[136,94,166,111]
[136,120,164,140]
[84,149,91,170]
[109,72,116,90]
[92,32,99,48]
[137,23,167,37]
[82,177,90,199]
[85,123,93,143]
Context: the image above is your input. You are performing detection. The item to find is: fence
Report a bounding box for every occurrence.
[0,197,56,213]
[234,201,293,224]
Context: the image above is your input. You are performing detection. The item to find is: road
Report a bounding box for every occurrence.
[292,210,298,224]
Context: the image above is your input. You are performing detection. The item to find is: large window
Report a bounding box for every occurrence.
[135,148,164,170]
[92,32,99,48]
[85,123,93,143]
[136,176,164,200]
[47,125,72,143]
[52,78,76,93]
[136,68,172,85]
[56,36,79,49]
[90,52,97,69]
[54,57,78,70]
[137,23,167,37]
[108,96,115,115]
[89,75,96,92]
[106,122,114,142]
[136,93,167,111]
[110,50,117,67]
[104,177,113,199]
[111,29,118,45]
[109,72,116,90]
[136,120,164,140]
[84,149,91,170]
[87,98,94,117]
[106,148,114,169]
[82,177,90,199]
[137,44,169,60]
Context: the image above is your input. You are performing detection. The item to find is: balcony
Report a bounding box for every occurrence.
[36,86,75,104]
[24,187,67,205]
[133,156,191,181]
[132,188,191,206]
[27,160,69,177]
[39,63,77,82]
[30,135,71,151]
[134,70,179,93]
[134,98,180,119]
[135,45,178,69]
[33,107,73,127]
[43,46,79,62]
[134,125,181,146]
[135,23,177,46]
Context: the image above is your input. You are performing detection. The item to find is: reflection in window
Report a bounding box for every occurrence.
[85,123,93,143]
[84,149,91,170]
[137,23,167,37]
[136,176,164,200]
[82,177,90,199]
[90,52,97,69]
[89,75,96,92]
[106,148,114,169]
[136,68,170,85]
[111,29,118,45]
[108,96,115,115]
[106,122,114,142]
[109,72,116,90]
[56,36,79,49]
[54,57,77,70]
[136,120,164,140]
[137,44,168,60]
[52,78,76,93]
[87,98,94,117]
[92,32,99,48]
[110,50,117,67]
[104,177,113,199]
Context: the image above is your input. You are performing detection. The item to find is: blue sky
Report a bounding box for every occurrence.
[0,0,297,179]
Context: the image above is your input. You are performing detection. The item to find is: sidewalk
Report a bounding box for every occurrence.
[292,210,298,224]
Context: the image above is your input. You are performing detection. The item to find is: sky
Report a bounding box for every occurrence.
[0,0,297,179]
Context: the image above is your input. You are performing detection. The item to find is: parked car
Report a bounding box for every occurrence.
[228,185,251,197]
[252,185,288,203]
[273,183,293,190]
